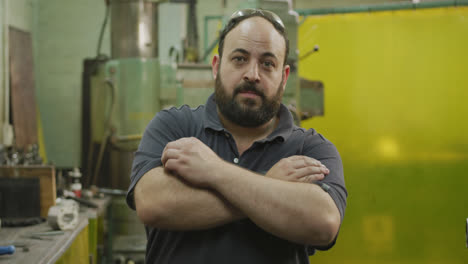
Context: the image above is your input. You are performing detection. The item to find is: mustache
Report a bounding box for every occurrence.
[233,82,265,98]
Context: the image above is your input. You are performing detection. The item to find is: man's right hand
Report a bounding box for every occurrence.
[265,155,329,183]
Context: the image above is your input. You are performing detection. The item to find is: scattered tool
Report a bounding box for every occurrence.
[47,199,79,230]
[62,190,98,208]
[21,234,53,241]
[0,241,30,252]
[66,196,98,208]
[12,242,29,252]
[0,245,15,255]
[22,230,64,240]
[89,185,126,196]
[14,244,29,252]
[30,231,65,236]
[98,187,126,196]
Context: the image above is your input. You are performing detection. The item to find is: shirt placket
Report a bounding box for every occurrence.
[222,131,240,165]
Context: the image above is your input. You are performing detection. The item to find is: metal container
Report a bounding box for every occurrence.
[111,0,159,58]
[105,58,161,142]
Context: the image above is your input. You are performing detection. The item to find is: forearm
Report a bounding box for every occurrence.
[134,167,244,230]
[159,137,341,243]
[211,162,341,246]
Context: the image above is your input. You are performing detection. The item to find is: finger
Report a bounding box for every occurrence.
[298,175,310,183]
[304,159,330,174]
[162,139,186,164]
[322,165,330,175]
[309,163,330,175]
[164,159,178,171]
[298,174,325,183]
[179,137,200,146]
[288,158,323,170]
[302,156,324,167]
[165,140,182,150]
[285,155,316,164]
[286,155,306,161]
[285,156,324,169]
[161,145,168,164]
[290,165,328,179]
[161,145,172,165]
[161,148,167,165]
[161,149,180,166]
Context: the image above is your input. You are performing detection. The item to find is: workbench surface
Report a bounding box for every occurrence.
[0,214,88,263]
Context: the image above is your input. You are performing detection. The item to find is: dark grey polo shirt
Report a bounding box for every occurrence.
[127,94,347,264]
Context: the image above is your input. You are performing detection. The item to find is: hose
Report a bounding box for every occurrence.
[90,78,115,186]
[96,3,110,58]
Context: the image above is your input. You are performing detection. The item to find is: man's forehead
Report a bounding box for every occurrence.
[223,17,286,59]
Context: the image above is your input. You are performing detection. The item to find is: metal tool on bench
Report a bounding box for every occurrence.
[0,241,30,252]
[89,185,126,197]
[47,199,79,230]
[0,245,15,256]
[23,230,65,241]
[62,189,98,208]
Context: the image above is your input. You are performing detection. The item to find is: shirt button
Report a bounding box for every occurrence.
[233,158,239,164]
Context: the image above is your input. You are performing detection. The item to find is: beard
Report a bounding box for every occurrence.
[214,72,284,127]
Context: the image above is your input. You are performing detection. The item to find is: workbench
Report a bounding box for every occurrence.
[0,196,111,264]
[0,216,89,263]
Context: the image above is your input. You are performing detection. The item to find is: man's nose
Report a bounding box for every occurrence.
[243,62,260,83]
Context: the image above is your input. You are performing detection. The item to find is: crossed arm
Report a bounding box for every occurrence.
[134,137,341,246]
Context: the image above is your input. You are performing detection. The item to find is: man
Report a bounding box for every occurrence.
[127,9,347,264]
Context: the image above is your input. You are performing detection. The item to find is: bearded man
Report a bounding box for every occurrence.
[127,9,347,264]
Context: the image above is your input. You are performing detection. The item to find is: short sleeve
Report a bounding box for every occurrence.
[126,107,188,210]
[302,131,347,251]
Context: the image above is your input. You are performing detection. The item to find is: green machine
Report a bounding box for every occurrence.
[82,0,176,262]
[89,0,172,189]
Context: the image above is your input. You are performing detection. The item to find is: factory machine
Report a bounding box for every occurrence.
[82,1,165,262]
[81,0,323,262]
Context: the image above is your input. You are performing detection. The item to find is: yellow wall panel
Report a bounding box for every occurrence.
[299,7,468,263]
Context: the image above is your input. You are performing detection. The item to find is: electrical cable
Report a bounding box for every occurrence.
[90,79,115,186]
[85,1,110,186]
[84,60,104,187]
[96,3,110,58]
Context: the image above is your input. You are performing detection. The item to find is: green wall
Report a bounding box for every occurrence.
[0,0,36,145]
[299,6,468,263]
[34,0,110,167]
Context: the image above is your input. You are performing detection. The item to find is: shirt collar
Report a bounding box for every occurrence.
[203,93,294,142]
[203,94,225,132]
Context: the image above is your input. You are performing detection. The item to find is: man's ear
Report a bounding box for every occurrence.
[282,64,290,91]
[212,55,220,79]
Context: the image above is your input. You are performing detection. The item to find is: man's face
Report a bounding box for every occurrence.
[212,16,290,127]
[215,70,283,127]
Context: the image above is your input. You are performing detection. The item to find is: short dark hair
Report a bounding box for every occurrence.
[217,9,290,67]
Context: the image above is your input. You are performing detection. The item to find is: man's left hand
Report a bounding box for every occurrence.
[265,155,329,183]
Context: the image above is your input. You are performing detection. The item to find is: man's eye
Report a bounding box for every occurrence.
[262,61,275,68]
[233,57,246,63]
